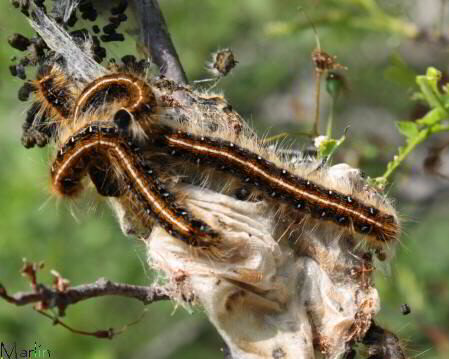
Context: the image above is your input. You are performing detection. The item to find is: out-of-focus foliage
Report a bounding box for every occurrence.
[373,67,449,187]
[1,1,449,358]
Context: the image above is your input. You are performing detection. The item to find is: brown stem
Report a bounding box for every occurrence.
[36,308,148,339]
[1,261,170,340]
[313,70,322,136]
[132,0,188,84]
[0,278,170,316]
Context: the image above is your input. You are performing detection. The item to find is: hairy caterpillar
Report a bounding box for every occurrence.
[73,72,157,128]
[51,123,220,248]
[21,63,78,148]
[149,126,399,248]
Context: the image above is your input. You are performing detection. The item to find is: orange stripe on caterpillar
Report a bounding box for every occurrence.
[51,124,219,247]
[159,129,399,246]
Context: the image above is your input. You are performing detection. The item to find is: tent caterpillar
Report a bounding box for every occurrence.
[21,64,78,148]
[155,127,399,247]
[73,73,157,131]
[51,123,220,248]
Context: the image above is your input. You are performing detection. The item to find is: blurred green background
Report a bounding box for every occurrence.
[1,0,449,358]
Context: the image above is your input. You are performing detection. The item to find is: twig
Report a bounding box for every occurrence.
[36,308,148,339]
[313,68,322,136]
[0,277,170,315]
[132,0,188,84]
[1,260,171,339]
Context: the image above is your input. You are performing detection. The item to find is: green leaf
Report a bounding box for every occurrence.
[316,133,347,158]
[430,123,449,133]
[416,107,447,126]
[317,138,338,157]
[416,67,445,110]
[395,121,419,138]
[426,67,442,82]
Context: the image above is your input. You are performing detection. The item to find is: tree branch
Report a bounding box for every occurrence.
[0,267,170,317]
[0,260,171,339]
[132,0,188,84]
